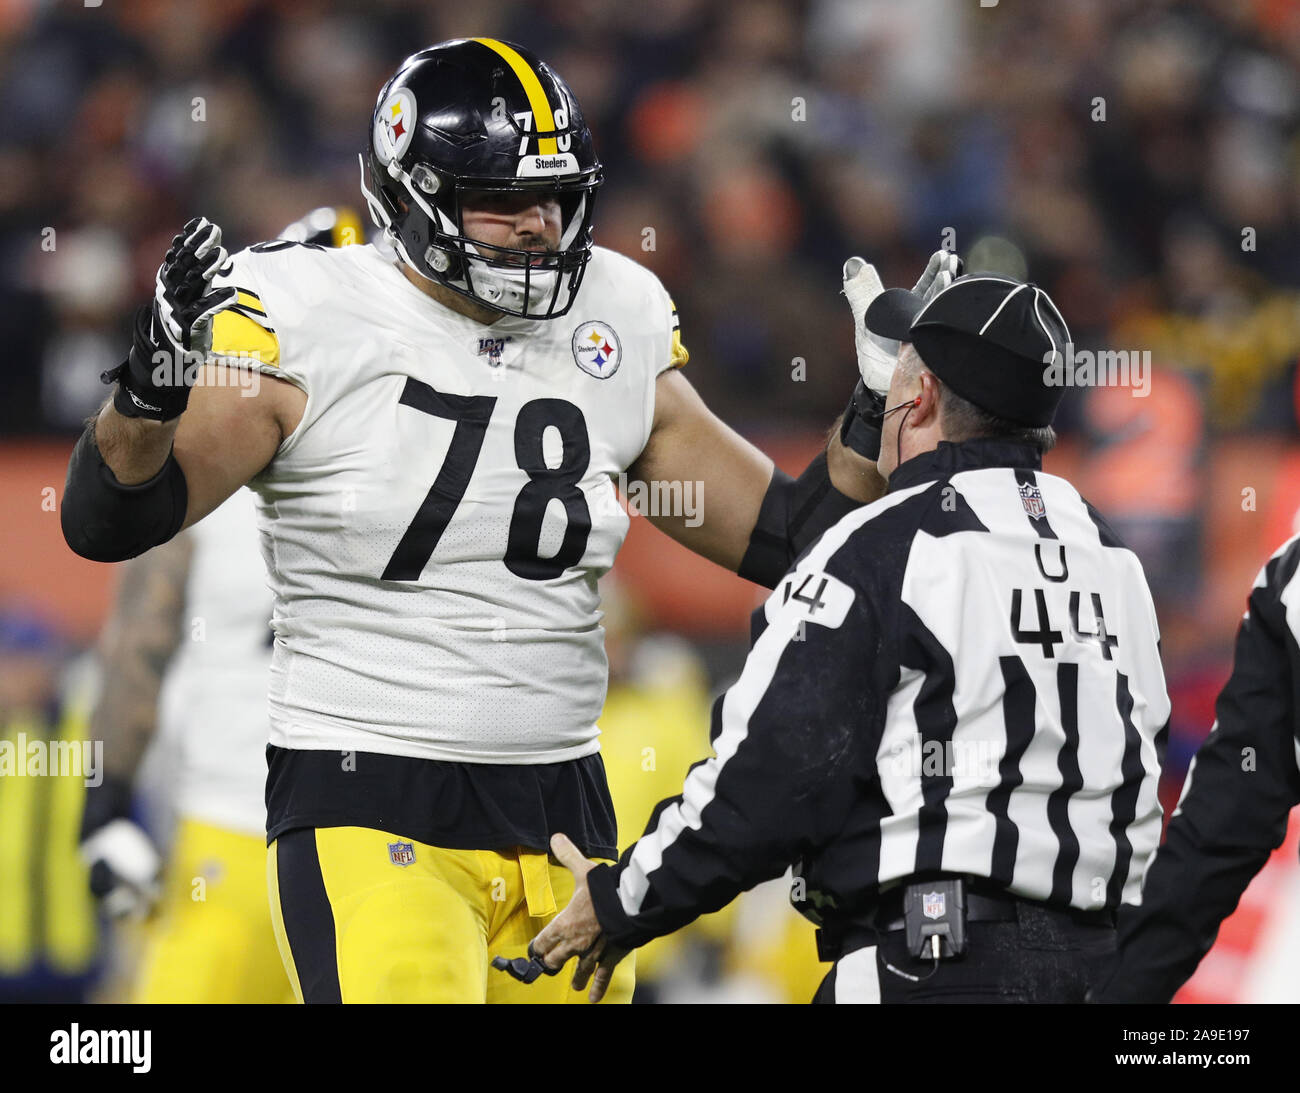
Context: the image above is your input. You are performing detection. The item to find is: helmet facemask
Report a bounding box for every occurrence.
[361,143,600,321]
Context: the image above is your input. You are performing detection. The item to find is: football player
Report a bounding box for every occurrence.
[62,38,956,1003]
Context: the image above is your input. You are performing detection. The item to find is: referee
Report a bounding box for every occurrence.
[518,274,1172,1004]
[1092,532,1300,1003]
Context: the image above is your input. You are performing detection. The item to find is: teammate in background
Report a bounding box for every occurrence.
[62,38,957,1003]
[79,490,291,1003]
[77,209,359,1005]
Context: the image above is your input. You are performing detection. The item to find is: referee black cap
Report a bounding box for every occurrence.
[866,274,1072,427]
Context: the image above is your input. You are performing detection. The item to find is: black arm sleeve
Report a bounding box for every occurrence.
[736,450,863,589]
[61,422,189,563]
[1095,541,1300,1003]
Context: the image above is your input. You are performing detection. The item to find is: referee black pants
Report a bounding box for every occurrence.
[814,902,1117,1004]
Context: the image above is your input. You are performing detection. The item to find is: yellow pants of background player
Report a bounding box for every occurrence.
[134,817,294,1003]
[267,826,635,1004]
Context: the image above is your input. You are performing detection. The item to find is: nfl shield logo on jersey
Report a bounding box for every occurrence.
[571,321,622,379]
[922,891,946,920]
[388,841,416,867]
[1019,481,1046,520]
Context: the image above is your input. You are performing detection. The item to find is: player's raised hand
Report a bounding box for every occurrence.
[911,247,962,305]
[842,256,892,395]
[154,217,236,361]
[842,249,962,398]
[102,216,237,421]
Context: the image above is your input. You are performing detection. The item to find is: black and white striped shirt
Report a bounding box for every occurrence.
[587,439,1171,950]
[1096,532,1300,1003]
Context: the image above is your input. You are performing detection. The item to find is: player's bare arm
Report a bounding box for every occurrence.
[92,367,302,528]
[631,369,898,571]
[171,367,303,528]
[628,367,776,573]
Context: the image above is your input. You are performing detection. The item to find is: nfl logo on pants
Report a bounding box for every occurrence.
[388,841,416,867]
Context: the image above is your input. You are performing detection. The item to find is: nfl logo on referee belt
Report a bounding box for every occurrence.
[1019,481,1046,520]
[388,841,416,867]
[922,891,946,920]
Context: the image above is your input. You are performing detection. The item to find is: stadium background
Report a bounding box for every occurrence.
[3,0,1300,1002]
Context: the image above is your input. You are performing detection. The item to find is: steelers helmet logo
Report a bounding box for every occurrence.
[571,321,622,379]
[374,88,417,164]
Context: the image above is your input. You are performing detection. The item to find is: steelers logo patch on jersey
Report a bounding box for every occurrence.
[571,321,622,379]
[374,88,417,164]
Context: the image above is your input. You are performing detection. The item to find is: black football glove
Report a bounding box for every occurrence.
[102,217,236,422]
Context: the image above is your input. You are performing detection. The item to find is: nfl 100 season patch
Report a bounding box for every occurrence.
[477,335,512,370]
[571,320,622,379]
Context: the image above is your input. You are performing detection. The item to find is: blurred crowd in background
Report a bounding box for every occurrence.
[3,0,1300,1002]
[6,0,1300,432]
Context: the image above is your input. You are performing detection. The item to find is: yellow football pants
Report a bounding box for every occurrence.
[268,826,635,1004]
[134,817,294,1003]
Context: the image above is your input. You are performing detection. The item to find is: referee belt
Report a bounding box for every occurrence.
[815,876,1116,962]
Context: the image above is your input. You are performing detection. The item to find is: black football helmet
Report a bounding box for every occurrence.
[361,38,603,320]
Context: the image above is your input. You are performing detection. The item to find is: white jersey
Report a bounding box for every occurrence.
[209,242,681,764]
[157,488,273,835]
